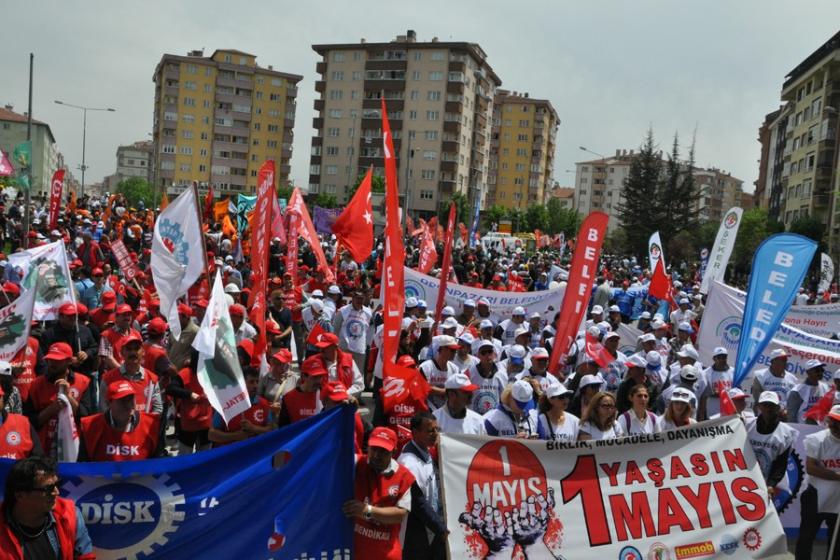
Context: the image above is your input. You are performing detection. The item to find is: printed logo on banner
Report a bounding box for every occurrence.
[724,211,739,229]
[773,450,804,513]
[459,440,563,558]
[715,316,742,347]
[673,540,714,559]
[21,256,70,306]
[650,243,662,261]
[742,528,761,551]
[718,534,739,555]
[700,248,709,259]
[619,545,643,560]
[63,473,186,558]
[646,542,671,560]
[158,219,191,264]
[404,278,426,301]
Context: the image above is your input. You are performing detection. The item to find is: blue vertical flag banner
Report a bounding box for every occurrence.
[0,407,355,560]
[468,196,480,248]
[733,233,817,387]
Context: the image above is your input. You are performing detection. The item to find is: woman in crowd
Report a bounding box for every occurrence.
[535,383,579,441]
[659,388,696,431]
[579,392,623,441]
[617,384,660,435]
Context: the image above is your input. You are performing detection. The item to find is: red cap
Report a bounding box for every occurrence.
[313,332,339,349]
[229,304,245,317]
[265,321,281,335]
[195,299,209,309]
[149,299,160,308]
[237,339,254,357]
[324,382,350,402]
[59,303,78,316]
[45,342,74,361]
[102,291,117,303]
[2,282,20,296]
[108,380,135,401]
[271,349,293,364]
[147,318,168,335]
[120,332,143,347]
[301,356,328,377]
[76,303,89,316]
[396,355,417,368]
[116,304,133,315]
[368,427,398,452]
[177,303,193,317]
[92,268,104,276]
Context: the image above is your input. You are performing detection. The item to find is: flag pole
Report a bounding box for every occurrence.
[190,181,210,278]
[22,53,33,250]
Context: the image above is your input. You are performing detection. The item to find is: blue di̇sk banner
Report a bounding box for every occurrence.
[0,407,355,560]
[734,233,817,387]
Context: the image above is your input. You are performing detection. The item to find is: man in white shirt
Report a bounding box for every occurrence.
[796,405,840,559]
[433,373,485,435]
[788,359,831,424]
[332,290,372,379]
[419,336,461,410]
[751,348,798,414]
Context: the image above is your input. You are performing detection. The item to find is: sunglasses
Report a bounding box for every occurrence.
[28,482,60,494]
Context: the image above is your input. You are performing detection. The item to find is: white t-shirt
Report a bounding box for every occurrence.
[579,420,624,440]
[618,410,660,435]
[790,381,830,423]
[659,417,697,432]
[701,366,734,418]
[754,368,798,405]
[468,364,509,415]
[452,353,478,373]
[483,407,538,438]
[433,405,486,435]
[536,412,580,441]
[804,429,840,513]
[336,304,372,354]
[746,418,798,482]
[419,359,460,409]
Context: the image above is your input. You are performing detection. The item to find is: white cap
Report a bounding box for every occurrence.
[514,326,530,339]
[758,391,780,406]
[713,346,729,357]
[224,283,241,294]
[678,322,693,332]
[311,289,324,298]
[328,285,342,295]
[508,345,528,359]
[651,319,666,330]
[0,361,10,376]
[405,297,418,308]
[679,298,690,305]
[442,306,455,316]
[624,354,647,369]
[609,305,621,313]
[639,333,656,344]
[463,299,476,307]
[530,347,549,360]
[640,311,652,319]
[587,325,602,338]
[542,325,556,335]
[676,345,699,361]
[645,351,662,368]
[420,317,435,329]
[477,339,496,352]
[511,379,534,404]
[546,383,573,398]
[442,317,460,330]
[480,319,494,330]
[578,374,602,389]
[671,388,695,404]
[770,348,788,360]
[477,298,490,306]
[513,306,526,316]
[833,369,840,380]
[444,372,478,391]
[433,335,460,351]
[806,359,827,370]
[828,405,840,421]
[529,312,541,320]
[458,332,475,344]
[310,299,324,312]
[224,255,234,261]
[591,305,604,315]
[603,331,620,341]
[679,365,698,382]
[417,299,428,308]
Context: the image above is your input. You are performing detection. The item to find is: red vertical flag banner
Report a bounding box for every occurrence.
[547,212,610,374]
[48,169,65,230]
[417,225,437,274]
[250,160,275,358]
[287,188,335,283]
[434,202,457,322]
[380,97,405,367]
[203,184,215,222]
[285,212,299,281]
[270,188,286,246]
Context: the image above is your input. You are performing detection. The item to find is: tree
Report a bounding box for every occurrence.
[116,177,154,208]
[525,204,549,233]
[483,205,507,230]
[618,129,663,260]
[506,208,527,233]
[789,215,827,285]
[314,193,339,208]
[346,173,385,200]
[277,183,294,202]
[732,208,785,281]
[546,199,582,236]
[439,191,469,224]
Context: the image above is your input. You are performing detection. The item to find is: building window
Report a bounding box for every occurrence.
[310,164,321,174]
[180,164,192,172]
[182,114,195,123]
[414,51,422,61]
[412,71,421,80]
[183,97,196,107]
[428,91,441,101]
[431,51,445,61]
[182,130,193,139]
[519,120,529,127]
[410,90,419,100]
[267,140,278,148]
[421,169,436,180]
[409,110,417,120]
[326,146,339,156]
[328,127,340,137]
[179,146,192,155]
[331,71,344,80]
[352,71,362,81]
[329,109,342,118]
[424,130,438,141]
[326,165,338,175]
[161,145,175,154]
[420,190,434,200]
[516,148,527,156]
[267,124,279,132]
[426,111,439,121]
[329,90,343,100]
[517,133,528,141]
[184,81,197,90]
[333,52,345,62]
[429,71,444,81]
[423,150,437,160]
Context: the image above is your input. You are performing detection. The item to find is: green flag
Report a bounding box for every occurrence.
[13,142,31,192]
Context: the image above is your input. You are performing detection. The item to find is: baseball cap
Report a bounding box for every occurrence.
[301,356,328,377]
[678,322,694,333]
[530,347,549,360]
[477,298,490,306]
[2,282,20,296]
[444,372,478,392]
[578,374,603,389]
[833,369,840,381]
[177,303,193,317]
[511,379,534,410]
[609,305,621,313]
[806,359,827,370]
[108,380,135,401]
[679,365,698,382]
[477,340,496,353]
[546,383,573,398]
[224,283,241,294]
[645,351,662,369]
[676,345,699,361]
[0,361,11,376]
[396,355,417,368]
[327,285,342,295]
[91,267,104,276]
[713,347,729,357]
[237,339,254,358]
[639,333,656,344]
[463,299,476,308]
[679,298,690,305]
[651,319,666,330]
[405,297,418,308]
[758,391,780,406]
[45,342,74,361]
[314,332,339,349]
[59,303,78,316]
[116,304,133,315]
[828,405,840,422]
[417,299,428,309]
[147,318,168,335]
[728,388,747,401]
[624,354,647,369]
[442,306,455,317]
[434,335,460,351]
[770,348,788,360]
[603,331,620,341]
[458,333,475,345]
[671,388,695,404]
[272,349,293,364]
[591,305,604,315]
[368,427,398,452]
[508,344,527,361]
[529,312,541,320]
[514,326,529,339]
[324,382,351,402]
[479,319,494,330]
[640,311,652,320]
[513,306,526,316]
[311,289,324,298]
[442,317,460,330]
[229,304,246,317]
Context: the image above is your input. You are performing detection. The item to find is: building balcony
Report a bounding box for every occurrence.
[316,61,327,75]
[446,82,465,94]
[280,164,291,176]
[314,99,324,112]
[440,161,457,174]
[439,179,455,194]
[315,80,326,93]
[444,121,461,133]
[311,136,323,147]
[364,79,406,92]
[284,118,295,129]
[445,101,463,113]
[448,61,466,72]
[365,60,407,71]
[442,140,459,152]
[282,147,292,159]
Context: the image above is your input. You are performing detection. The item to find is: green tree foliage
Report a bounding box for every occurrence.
[116,177,154,208]
[314,193,339,208]
[439,191,469,224]
[618,129,663,259]
[277,183,294,202]
[546,198,582,236]
[789,215,827,281]
[525,203,549,233]
[346,173,385,200]
[506,208,526,233]
[483,205,507,230]
[732,208,785,278]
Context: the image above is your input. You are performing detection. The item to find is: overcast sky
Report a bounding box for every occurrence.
[4,1,839,195]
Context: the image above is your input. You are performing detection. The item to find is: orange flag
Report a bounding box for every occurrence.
[160,190,170,210]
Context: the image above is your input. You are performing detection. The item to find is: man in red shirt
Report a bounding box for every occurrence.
[342,427,415,560]
[277,357,327,426]
[79,380,163,461]
[99,333,163,415]
[208,368,273,446]
[143,317,175,379]
[0,383,43,459]
[98,303,140,371]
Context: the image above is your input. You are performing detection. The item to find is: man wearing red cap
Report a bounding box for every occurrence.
[89,290,117,330]
[342,426,415,560]
[0,382,43,459]
[322,381,365,454]
[143,318,176,380]
[79,380,163,461]
[98,303,141,371]
[167,358,213,455]
[277,356,326,426]
[208,368,273,446]
[167,303,199,370]
[41,304,98,376]
[25,342,93,459]
[99,333,163,415]
[258,349,295,406]
[310,332,364,401]
[229,304,257,344]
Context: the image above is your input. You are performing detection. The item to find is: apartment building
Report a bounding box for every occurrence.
[309,30,501,216]
[152,49,302,196]
[486,89,559,209]
[693,168,744,224]
[0,105,59,196]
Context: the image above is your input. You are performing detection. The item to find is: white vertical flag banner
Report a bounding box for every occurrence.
[151,188,204,340]
[700,207,743,294]
[0,281,37,360]
[191,270,250,425]
[819,252,834,293]
[56,393,79,463]
[648,231,663,272]
[7,241,75,320]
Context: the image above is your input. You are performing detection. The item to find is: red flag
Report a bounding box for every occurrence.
[649,259,675,305]
[203,185,215,222]
[411,218,426,238]
[286,212,299,283]
[332,167,374,263]
[548,212,609,374]
[427,216,438,237]
[0,148,14,177]
[434,202,457,322]
[458,222,468,245]
[380,97,406,366]
[805,388,836,423]
[436,224,444,243]
[249,160,275,358]
[48,169,65,230]
[585,332,614,368]
[306,322,327,346]
[382,362,430,413]
[719,387,737,416]
[288,188,335,283]
[417,225,437,274]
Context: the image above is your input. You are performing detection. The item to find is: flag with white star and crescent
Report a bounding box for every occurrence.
[332,166,374,263]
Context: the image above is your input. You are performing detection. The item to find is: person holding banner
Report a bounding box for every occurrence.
[579,391,623,440]
[208,368,273,447]
[276,357,326,425]
[797,405,840,559]
[747,392,797,497]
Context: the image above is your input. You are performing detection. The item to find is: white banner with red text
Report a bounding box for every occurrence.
[440,417,786,559]
[403,267,565,323]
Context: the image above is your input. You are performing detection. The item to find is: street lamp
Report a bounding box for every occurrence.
[54,100,116,198]
[579,146,605,159]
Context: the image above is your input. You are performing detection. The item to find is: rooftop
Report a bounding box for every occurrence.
[0,106,55,142]
[783,30,840,90]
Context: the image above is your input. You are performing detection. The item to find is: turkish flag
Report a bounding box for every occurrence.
[306,322,327,346]
[649,259,675,306]
[333,167,374,263]
[382,361,430,413]
[719,387,737,416]
[48,169,65,230]
[805,388,836,423]
[585,332,614,368]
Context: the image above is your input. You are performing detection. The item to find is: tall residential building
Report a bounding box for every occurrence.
[103,140,153,192]
[486,89,559,209]
[573,149,743,232]
[310,30,501,216]
[0,105,59,195]
[152,49,302,196]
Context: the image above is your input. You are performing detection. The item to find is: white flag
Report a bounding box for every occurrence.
[152,188,204,340]
[700,207,743,294]
[648,231,664,272]
[56,393,79,463]
[819,252,835,293]
[7,241,75,320]
[192,270,250,425]
[0,280,36,361]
